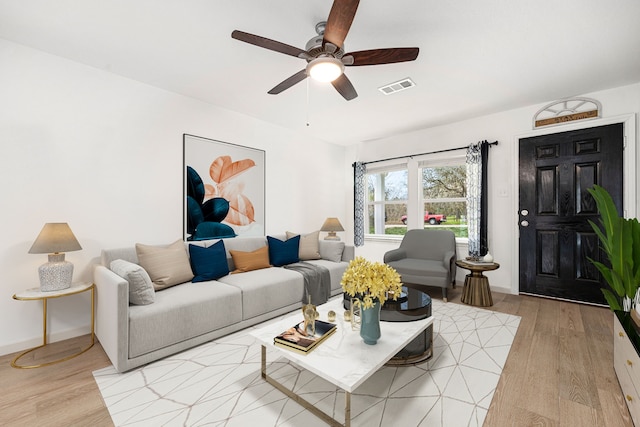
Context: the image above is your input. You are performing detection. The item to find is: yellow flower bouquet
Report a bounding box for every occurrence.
[341,257,403,308]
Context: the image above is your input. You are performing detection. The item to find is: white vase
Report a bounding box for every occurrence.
[482,252,494,263]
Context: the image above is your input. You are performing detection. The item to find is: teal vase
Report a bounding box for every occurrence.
[360,299,381,345]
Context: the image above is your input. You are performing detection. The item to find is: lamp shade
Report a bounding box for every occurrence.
[321,218,345,232]
[29,223,82,254]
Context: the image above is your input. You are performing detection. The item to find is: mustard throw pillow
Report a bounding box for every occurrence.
[229,246,272,273]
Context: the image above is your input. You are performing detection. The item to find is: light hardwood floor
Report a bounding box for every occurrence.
[0,289,633,427]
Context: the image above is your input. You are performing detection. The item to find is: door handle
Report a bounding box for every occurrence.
[521,220,529,227]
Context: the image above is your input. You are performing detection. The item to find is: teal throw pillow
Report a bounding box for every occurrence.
[189,240,230,282]
[267,235,300,267]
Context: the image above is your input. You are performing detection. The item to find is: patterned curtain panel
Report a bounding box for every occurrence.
[353,162,366,247]
[466,141,489,257]
[466,143,482,257]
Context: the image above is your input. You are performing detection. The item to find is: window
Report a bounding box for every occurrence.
[366,167,407,235]
[420,163,468,238]
[365,156,468,238]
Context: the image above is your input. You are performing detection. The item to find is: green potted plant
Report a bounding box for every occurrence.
[587,185,640,312]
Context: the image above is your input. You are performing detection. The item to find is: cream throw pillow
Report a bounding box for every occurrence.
[229,246,272,273]
[286,230,321,260]
[135,240,194,290]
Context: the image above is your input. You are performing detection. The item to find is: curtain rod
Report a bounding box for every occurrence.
[354,140,498,167]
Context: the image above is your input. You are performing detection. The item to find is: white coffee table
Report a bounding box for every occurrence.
[250,297,434,427]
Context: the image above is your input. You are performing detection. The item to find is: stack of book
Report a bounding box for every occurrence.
[274,319,336,354]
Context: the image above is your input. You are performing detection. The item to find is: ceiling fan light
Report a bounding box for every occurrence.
[307,57,344,82]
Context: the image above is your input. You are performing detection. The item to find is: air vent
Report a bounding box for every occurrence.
[378,78,416,95]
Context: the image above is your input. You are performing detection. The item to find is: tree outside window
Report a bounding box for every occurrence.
[421,165,468,238]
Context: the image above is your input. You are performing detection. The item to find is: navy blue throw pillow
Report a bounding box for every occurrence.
[267,235,300,267]
[189,240,230,282]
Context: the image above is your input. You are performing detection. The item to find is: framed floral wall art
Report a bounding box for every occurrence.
[183,134,265,240]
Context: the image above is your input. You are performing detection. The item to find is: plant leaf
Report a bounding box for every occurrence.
[588,219,611,254]
[209,156,231,184]
[219,181,255,226]
[601,288,622,311]
[589,259,624,296]
[622,260,637,298]
[631,217,640,281]
[209,156,255,184]
[588,185,620,241]
[225,193,255,226]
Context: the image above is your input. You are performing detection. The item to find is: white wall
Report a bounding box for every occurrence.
[353,82,640,295]
[0,39,349,355]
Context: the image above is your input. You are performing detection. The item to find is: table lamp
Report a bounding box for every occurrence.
[28,223,82,291]
[321,217,344,241]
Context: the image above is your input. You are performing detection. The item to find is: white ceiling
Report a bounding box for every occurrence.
[1,0,639,146]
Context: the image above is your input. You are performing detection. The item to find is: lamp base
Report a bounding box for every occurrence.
[324,232,341,241]
[38,253,73,292]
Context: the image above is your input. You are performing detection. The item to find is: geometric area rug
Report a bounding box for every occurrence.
[93,299,520,427]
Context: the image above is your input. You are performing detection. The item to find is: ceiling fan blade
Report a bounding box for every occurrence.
[346,48,420,66]
[323,0,360,49]
[268,69,308,95]
[232,30,307,58]
[331,74,358,101]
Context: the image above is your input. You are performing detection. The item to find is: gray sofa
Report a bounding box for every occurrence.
[94,235,353,372]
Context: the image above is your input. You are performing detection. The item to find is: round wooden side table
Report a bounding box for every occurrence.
[455,260,500,307]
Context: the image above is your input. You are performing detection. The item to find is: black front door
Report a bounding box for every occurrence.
[518,123,623,304]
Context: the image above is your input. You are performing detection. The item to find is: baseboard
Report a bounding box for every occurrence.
[0,325,91,357]
[491,286,514,295]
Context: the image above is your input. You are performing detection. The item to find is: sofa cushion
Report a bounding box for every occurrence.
[319,240,346,262]
[128,281,242,358]
[286,231,321,260]
[217,267,304,319]
[386,258,448,279]
[229,245,271,273]
[267,235,300,267]
[189,240,230,282]
[135,240,194,290]
[109,259,155,305]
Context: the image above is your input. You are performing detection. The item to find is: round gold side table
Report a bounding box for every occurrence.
[455,260,500,307]
[11,282,95,369]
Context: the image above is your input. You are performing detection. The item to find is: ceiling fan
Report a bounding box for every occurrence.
[231,0,419,101]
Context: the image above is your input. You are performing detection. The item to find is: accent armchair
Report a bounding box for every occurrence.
[383,229,457,302]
